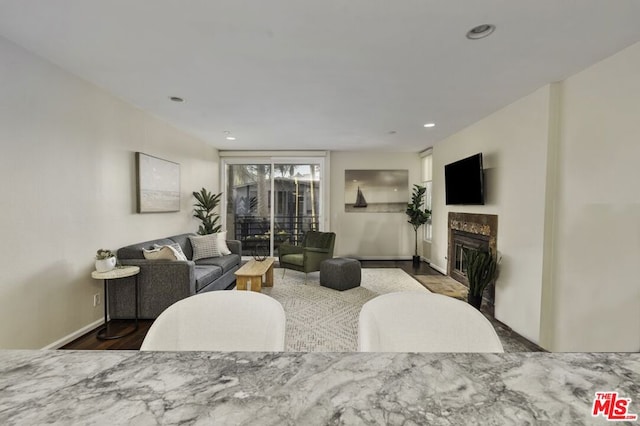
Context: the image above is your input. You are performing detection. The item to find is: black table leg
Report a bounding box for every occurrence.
[97,276,139,340]
[134,274,139,331]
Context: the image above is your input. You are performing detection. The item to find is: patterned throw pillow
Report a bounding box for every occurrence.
[189,232,233,260]
[143,246,179,261]
[153,243,187,261]
[189,233,223,260]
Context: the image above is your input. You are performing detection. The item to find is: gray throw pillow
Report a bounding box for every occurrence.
[189,234,223,261]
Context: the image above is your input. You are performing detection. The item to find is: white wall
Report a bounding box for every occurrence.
[431,86,552,344]
[544,42,640,351]
[0,37,218,349]
[330,152,421,258]
[432,40,640,351]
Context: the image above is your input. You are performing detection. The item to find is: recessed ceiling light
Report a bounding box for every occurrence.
[466,24,495,40]
[226,136,236,141]
[423,123,435,128]
[169,96,184,102]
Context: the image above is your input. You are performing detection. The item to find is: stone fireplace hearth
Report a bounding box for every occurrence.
[447,212,498,314]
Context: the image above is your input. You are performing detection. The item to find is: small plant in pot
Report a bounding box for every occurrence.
[95,249,116,272]
[464,248,500,310]
[405,184,431,266]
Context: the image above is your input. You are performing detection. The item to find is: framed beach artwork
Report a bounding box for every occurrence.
[136,152,180,213]
[344,169,409,213]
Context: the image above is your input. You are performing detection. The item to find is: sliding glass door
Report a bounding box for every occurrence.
[224,158,323,257]
[225,163,272,257]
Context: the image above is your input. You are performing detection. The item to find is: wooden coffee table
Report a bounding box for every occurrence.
[234,257,275,292]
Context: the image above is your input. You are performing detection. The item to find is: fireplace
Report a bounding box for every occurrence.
[447,212,498,313]
[450,230,490,284]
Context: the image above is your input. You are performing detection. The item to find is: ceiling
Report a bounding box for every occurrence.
[1,1,640,152]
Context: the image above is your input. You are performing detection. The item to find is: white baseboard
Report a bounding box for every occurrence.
[42,318,104,350]
[429,263,447,275]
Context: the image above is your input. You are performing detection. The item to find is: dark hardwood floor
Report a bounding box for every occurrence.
[62,320,153,350]
[62,260,542,352]
[359,259,442,275]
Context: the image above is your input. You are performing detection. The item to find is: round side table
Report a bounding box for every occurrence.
[91,266,140,340]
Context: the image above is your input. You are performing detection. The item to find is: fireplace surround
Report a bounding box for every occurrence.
[447,212,498,312]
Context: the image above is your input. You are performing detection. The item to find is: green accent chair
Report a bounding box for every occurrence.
[278,231,336,281]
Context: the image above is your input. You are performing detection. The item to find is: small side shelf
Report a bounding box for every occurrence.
[91,266,140,340]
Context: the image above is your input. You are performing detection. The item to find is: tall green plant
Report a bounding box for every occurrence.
[405,184,432,257]
[193,188,222,235]
[464,249,500,297]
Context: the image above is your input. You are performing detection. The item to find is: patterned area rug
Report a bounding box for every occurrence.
[261,268,428,352]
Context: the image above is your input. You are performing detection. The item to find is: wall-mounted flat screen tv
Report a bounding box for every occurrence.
[444,153,484,205]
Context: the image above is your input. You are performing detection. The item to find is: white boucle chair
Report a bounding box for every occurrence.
[358,291,504,353]
[141,291,286,351]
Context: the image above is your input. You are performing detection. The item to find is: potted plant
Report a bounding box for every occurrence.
[464,249,500,310]
[405,184,431,266]
[193,188,222,235]
[95,249,116,272]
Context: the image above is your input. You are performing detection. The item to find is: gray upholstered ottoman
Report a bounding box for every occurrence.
[320,258,361,291]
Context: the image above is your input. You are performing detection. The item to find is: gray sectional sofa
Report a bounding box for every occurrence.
[108,233,241,319]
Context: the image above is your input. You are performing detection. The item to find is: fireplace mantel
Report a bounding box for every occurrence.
[447,213,498,256]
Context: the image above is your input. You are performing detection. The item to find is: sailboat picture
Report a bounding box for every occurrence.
[345,169,409,213]
[353,186,367,208]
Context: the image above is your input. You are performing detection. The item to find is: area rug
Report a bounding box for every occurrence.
[261,268,428,352]
[413,275,468,300]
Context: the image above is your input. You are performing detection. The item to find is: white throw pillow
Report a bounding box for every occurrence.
[153,243,187,261]
[216,231,232,256]
[143,246,178,261]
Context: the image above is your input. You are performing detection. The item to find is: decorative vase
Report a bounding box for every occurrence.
[252,243,269,262]
[412,255,421,267]
[95,257,116,272]
[467,293,482,310]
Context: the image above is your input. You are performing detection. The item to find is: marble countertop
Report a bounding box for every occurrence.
[1,350,638,425]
